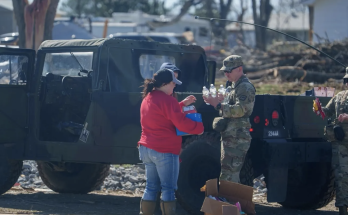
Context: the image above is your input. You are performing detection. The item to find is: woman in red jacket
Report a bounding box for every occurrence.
[138,68,204,215]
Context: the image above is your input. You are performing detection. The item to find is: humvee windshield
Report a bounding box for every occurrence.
[42,52,93,76]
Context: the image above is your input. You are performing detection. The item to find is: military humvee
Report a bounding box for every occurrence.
[0,38,334,214]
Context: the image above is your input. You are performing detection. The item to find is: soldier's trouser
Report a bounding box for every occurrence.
[220,138,250,183]
[332,142,348,207]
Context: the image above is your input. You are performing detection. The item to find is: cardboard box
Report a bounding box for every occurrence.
[201,179,255,215]
[176,113,202,136]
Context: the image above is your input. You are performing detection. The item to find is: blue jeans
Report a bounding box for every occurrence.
[138,145,179,201]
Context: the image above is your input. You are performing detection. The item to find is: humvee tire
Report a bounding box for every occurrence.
[37,161,110,193]
[278,163,335,209]
[176,133,221,215]
[0,159,23,195]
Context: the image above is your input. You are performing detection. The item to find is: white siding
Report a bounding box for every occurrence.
[313,0,348,42]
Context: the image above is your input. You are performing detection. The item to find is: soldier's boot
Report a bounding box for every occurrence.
[160,200,176,215]
[339,206,347,215]
[139,199,157,215]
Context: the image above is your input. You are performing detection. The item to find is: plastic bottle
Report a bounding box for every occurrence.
[218,84,226,96]
[202,86,210,105]
[210,84,216,98]
[222,87,232,104]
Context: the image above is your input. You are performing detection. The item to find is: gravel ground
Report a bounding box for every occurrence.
[0,161,339,215]
[0,188,339,215]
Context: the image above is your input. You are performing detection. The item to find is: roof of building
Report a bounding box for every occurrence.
[52,21,95,40]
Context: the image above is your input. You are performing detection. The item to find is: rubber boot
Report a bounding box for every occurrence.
[140,199,157,215]
[339,206,347,215]
[160,200,176,215]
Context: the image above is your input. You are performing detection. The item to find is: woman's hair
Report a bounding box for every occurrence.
[141,69,173,98]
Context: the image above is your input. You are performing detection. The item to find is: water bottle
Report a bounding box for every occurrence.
[210,84,216,98]
[202,86,210,105]
[222,87,232,104]
[218,84,226,96]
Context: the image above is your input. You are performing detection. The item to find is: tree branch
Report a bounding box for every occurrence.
[44,0,59,41]
[147,0,195,28]
[12,0,28,48]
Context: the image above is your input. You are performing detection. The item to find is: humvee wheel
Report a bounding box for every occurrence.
[176,133,221,215]
[0,159,23,195]
[37,161,110,194]
[278,163,335,209]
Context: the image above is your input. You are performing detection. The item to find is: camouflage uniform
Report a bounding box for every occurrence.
[218,55,256,183]
[322,76,348,207]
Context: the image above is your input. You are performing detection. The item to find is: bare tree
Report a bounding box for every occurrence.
[217,0,233,41]
[147,0,203,28]
[12,0,27,48]
[252,0,273,51]
[44,0,60,44]
[231,0,248,44]
[193,0,233,45]
[12,0,60,50]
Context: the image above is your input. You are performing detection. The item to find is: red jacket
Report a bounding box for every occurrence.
[138,90,204,155]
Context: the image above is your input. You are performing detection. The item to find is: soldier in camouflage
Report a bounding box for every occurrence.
[203,55,256,183]
[321,67,348,215]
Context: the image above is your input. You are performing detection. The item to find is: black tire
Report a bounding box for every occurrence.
[240,153,254,187]
[0,159,23,195]
[37,161,110,194]
[176,132,221,215]
[277,162,335,209]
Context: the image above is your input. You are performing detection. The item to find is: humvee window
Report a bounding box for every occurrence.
[139,54,175,79]
[43,52,93,77]
[0,55,28,85]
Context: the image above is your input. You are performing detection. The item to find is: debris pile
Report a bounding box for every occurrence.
[17,161,266,197]
[17,161,46,189]
[253,175,267,200]
[212,39,348,83]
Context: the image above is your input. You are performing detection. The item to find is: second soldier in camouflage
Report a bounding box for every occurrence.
[321,67,348,215]
[203,55,256,183]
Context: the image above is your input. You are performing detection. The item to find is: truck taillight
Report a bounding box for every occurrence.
[265,119,269,126]
[254,116,260,124]
[272,110,279,126]
[250,128,253,132]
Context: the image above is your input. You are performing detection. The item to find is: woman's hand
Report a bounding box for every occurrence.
[182,95,197,106]
[338,113,348,123]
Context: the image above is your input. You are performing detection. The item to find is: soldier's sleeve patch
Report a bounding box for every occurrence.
[239,95,247,101]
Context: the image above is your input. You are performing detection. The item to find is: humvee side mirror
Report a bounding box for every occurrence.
[206,60,216,86]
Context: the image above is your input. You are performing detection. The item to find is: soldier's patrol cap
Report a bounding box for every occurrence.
[220,55,244,72]
[344,67,348,79]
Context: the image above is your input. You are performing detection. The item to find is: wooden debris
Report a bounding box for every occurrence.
[212,40,348,83]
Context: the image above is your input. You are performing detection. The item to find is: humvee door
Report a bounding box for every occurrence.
[0,47,35,159]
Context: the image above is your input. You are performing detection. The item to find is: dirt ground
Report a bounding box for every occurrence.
[0,187,339,215]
